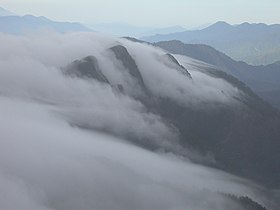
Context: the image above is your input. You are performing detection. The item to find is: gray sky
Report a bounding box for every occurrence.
[1,0,280,27]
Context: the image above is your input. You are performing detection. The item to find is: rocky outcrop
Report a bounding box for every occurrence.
[162,53,192,78]
[65,55,109,83]
[110,45,145,88]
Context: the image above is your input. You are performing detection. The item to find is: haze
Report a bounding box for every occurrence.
[2,0,280,27]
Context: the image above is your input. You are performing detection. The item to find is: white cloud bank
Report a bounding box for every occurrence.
[0,31,272,209]
[0,97,267,210]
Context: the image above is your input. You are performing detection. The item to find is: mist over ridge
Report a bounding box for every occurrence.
[1,1,280,209]
[0,28,279,209]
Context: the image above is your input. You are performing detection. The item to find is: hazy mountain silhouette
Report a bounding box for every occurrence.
[91,22,185,37]
[0,15,91,34]
[143,21,280,65]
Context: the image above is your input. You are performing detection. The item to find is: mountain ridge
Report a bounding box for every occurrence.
[91,22,186,37]
[64,40,280,188]
[142,21,280,65]
[152,40,280,109]
[0,14,91,34]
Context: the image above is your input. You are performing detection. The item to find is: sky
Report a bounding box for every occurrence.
[1,0,280,28]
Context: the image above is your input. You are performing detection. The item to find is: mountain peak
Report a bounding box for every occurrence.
[203,21,232,31]
[210,21,231,28]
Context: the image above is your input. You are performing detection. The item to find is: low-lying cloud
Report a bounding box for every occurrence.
[0,31,273,209]
[0,97,267,210]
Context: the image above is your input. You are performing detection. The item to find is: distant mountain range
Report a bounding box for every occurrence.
[0,14,91,34]
[91,22,186,37]
[153,40,280,109]
[142,21,280,65]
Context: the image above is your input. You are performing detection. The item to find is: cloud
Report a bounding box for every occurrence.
[119,39,241,107]
[0,37,179,151]
[0,32,241,106]
[0,31,242,152]
[0,97,266,210]
[0,31,272,209]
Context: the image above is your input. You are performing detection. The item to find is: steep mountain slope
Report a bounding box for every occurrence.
[155,40,280,109]
[0,15,91,34]
[63,39,280,189]
[142,21,280,65]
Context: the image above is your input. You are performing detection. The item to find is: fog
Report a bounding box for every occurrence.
[0,32,241,106]
[0,97,266,210]
[116,39,241,108]
[0,31,242,150]
[0,31,271,209]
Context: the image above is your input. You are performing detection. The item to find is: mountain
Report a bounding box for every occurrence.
[0,7,15,16]
[91,22,185,37]
[63,39,280,190]
[154,40,280,109]
[142,21,280,65]
[141,25,186,37]
[0,15,91,34]
[0,32,279,209]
